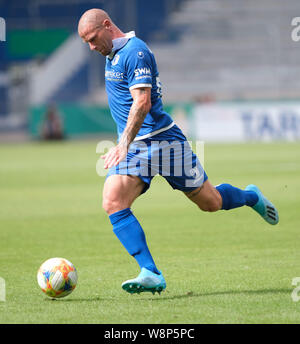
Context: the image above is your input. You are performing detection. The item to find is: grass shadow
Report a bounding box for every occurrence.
[148,288,292,302]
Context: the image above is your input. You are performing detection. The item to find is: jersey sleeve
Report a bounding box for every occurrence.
[125,49,153,90]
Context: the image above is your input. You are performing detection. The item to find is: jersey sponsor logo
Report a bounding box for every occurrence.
[105,70,124,81]
[134,67,151,77]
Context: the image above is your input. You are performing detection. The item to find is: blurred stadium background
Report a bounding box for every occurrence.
[1,0,300,143]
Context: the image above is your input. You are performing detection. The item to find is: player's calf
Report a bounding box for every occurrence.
[184,180,222,212]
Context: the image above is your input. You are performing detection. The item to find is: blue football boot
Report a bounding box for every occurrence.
[122,268,166,295]
[245,184,279,225]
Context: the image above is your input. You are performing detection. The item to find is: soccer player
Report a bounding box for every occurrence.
[78,9,279,295]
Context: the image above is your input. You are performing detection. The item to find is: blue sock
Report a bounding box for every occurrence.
[216,183,258,210]
[109,208,160,274]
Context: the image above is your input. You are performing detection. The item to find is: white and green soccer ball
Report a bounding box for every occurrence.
[37,258,78,298]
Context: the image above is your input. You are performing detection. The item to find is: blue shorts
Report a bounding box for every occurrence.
[106,124,208,194]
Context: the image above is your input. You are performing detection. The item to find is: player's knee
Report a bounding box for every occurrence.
[102,197,123,215]
[197,204,217,212]
[198,197,222,212]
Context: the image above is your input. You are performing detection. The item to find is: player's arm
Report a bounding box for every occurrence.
[101,87,151,169]
[119,87,151,148]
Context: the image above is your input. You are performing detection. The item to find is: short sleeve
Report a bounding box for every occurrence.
[126,49,153,90]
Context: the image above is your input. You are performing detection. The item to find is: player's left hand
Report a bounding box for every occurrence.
[101,144,128,169]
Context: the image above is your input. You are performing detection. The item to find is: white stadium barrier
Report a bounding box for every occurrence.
[191,102,300,142]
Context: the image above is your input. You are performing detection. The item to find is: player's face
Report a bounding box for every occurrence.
[81,25,113,56]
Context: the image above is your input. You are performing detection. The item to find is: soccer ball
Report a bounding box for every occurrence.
[37,258,78,298]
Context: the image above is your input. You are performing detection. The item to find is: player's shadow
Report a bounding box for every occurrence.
[148,288,291,301]
[43,288,291,302]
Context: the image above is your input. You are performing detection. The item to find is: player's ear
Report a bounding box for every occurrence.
[103,19,111,30]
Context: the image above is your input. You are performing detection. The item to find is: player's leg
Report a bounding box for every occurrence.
[184,179,259,212]
[184,180,279,225]
[102,174,144,215]
[184,179,222,212]
[103,174,160,273]
[102,174,166,294]
[155,123,278,224]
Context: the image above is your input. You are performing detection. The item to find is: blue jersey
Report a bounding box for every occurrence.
[105,32,174,141]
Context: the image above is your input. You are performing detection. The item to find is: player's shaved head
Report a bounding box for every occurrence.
[78,8,124,56]
[78,8,111,34]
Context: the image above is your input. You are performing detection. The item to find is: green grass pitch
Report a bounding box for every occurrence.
[0,140,299,324]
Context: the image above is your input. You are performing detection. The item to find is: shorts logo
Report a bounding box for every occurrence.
[190,167,201,184]
[112,54,120,66]
[137,51,144,59]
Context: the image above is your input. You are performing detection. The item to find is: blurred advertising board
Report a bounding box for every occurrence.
[193,102,300,142]
[29,104,116,139]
